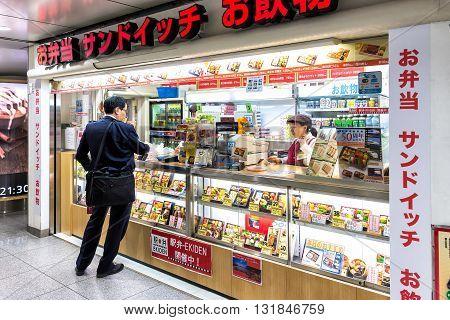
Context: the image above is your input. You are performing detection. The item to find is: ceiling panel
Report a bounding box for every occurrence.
[0,48,28,76]
[109,0,174,10]
[0,0,140,29]
[0,15,72,42]
[0,38,31,50]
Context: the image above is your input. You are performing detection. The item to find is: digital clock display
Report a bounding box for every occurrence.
[0,173,28,198]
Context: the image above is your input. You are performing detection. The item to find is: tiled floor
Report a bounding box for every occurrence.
[0,212,198,300]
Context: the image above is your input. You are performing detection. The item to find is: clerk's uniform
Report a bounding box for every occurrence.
[284,133,316,167]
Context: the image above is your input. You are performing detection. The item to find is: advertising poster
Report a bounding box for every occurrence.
[232,252,262,285]
[434,227,450,300]
[151,229,212,276]
[0,83,28,198]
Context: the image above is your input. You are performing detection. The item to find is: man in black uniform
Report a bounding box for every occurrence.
[75,96,149,278]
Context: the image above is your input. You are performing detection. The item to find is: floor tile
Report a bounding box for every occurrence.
[0,270,64,300]
[41,256,100,286]
[0,247,9,258]
[14,242,80,268]
[33,287,86,300]
[0,234,64,254]
[126,284,198,300]
[68,268,161,300]
[0,255,34,280]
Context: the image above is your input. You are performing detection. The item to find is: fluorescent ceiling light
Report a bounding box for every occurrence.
[0,26,11,31]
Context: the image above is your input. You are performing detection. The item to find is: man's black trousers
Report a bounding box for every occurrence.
[76,202,132,273]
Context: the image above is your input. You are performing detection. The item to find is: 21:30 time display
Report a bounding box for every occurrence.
[0,185,28,196]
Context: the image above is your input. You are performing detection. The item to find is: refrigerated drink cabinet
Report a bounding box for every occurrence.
[149,99,183,148]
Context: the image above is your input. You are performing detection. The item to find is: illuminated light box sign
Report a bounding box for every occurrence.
[37,4,208,66]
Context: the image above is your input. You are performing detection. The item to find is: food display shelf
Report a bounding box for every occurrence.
[136,189,185,201]
[305,108,350,112]
[130,216,185,234]
[196,198,287,222]
[192,167,389,202]
[290,261,390,294]
[298,93,388,100]
[294,219,389,243]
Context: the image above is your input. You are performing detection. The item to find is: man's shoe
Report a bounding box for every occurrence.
[75,267,85,276]
[97,263,124,278]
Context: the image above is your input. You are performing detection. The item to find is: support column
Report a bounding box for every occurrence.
[28,79,51,238]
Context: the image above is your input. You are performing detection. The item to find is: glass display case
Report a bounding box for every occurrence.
[192,171,290,264]
[74,159,87,206]
[130,161,190,235]
[290,188,390,292]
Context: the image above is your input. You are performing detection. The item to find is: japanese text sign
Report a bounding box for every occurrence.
[389,24,432,300]
[151,229,212,276]
[37,4,208,66]
[222,0,339,29]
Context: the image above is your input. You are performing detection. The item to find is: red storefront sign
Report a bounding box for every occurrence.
[151,229,212,276]
[219,78,241,88]
[297,69,328,81]
[331,67,365,78]
[197,79,218,90]
[268,73,296,84]
[222,0,339,29]
[37,4,208,66]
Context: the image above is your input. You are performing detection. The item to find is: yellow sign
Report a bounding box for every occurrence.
[201,195,211,202]
[434,227,450,300]
[249,203,260,212]
[223,198,233,207]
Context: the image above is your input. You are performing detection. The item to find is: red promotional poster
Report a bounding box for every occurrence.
[219,78,241,88]
[331,67,365,78]
[197,79,218,90]
[268,73,296,84]
[245,213,273,235]
[297,69,328,81]
[151,229,212,276]
[232,252,262,285]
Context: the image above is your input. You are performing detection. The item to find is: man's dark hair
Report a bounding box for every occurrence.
[103,96,126,114]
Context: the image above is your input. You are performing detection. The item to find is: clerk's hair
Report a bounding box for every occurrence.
[104,96,126,114]
[287,114,313,132]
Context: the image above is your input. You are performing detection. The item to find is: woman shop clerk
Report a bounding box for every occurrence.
[268,114,317,167]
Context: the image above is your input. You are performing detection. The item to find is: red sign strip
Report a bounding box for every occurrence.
[151,229,212,276]
[219,77,242,88]
[197,79,218,90]
[268,73,296,84]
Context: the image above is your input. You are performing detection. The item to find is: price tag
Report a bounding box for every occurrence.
[332,217,346,229]
[176,218,183,230]
[300,203,311,222]
[168,216,176,228]
[271,207,283,216]
[201,195,211,202]
[249,203,260,212]
[346,220,363,232]
[368,215,381,234]
[161,187,170,194]
[311,213,327,225]
[197,104,202,113]
[382,225,390,237]
[223,198,233,207]
[246,103,253,113]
